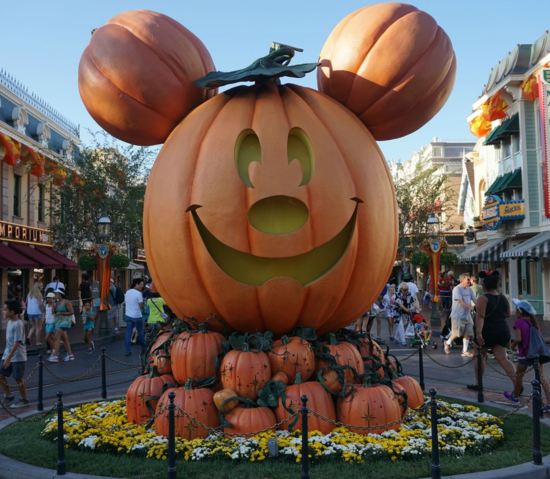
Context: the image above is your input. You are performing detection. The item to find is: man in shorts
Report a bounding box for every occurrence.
[0,299,30,408]
[444,274,476,357]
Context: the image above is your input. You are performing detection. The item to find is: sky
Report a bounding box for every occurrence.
[2,0,549,162]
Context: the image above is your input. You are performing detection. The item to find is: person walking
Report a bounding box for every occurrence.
[395,282,419,346]
[124,278,147,356]
[0,299,30,408]
[81,301,95,354]
[26,281,44,346]
[79,274,92,311]
[146,282,168,326]
[44,292,56,355]
[444,273,476,357]
[504,299,550,405]
[108,279,119,333]
[470,275,483,299]
[402,272,422,309]
[383,284,397,342]
[439,272,453,312]
[468,270,516,391]
[47,288,74,363]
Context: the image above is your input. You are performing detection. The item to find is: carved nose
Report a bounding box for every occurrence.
[248,196,309,235]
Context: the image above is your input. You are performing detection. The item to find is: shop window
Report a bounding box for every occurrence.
[512,134,520,153]
[38,184,44,222]
[501,137,512,159]
[432,147,442,157]
[13,174,21,217]
[526,261,539,296]
[517,260,522,298]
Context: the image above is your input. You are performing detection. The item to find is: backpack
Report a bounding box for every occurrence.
[526,321,550,364]
[114,287,125,304]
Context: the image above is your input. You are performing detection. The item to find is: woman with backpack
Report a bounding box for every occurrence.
[503,299,550,407]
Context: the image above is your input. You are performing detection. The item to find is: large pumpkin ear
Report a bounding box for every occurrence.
[317,2,456,141]
[78,10,216,146]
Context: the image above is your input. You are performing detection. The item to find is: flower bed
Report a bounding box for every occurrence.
[42,399,504,464]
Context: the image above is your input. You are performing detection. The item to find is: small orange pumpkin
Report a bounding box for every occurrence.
[154,380,219,439]
[78,10,216,146]
[357,336,386,379]
[392,376,424,410]
[148,329,173,375]
[318,2,456,141]
[126,366,175,424]
[271,372,289,385]
[269,336,315,384]
[223,406,276,438]
[336,380,401,435]
[213,388,239,414]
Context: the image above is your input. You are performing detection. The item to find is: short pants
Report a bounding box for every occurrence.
[27,314,42,322]
[451,317,474,338]
[56,326,70,332]
[83,324,95,332]
[518,357,532,366]
[0,360,25,380]
[45,323,56,334]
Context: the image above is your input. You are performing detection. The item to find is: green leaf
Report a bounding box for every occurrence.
[257,380,286,408]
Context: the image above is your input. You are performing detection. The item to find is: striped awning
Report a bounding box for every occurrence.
[460,238,507,263]
[501,232,550,259]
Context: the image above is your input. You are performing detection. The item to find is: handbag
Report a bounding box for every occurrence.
[526,321,550,364]
[69,314,76,325]
[150,298,168,320]
[405,321,415,338]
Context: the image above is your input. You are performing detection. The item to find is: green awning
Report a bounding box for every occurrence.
[484,114,519,146]
[485,175,507,196]
[496,168,522,193]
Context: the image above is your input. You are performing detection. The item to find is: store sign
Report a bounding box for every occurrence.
[0,220,51,245]
[482,195,526,230]
[136,248,146,262]
[539,69,550,218]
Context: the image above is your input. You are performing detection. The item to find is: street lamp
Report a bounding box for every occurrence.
[422,212,446,327]
[94,212,116,336]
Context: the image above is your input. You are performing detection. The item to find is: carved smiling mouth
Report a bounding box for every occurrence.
[186,198,362,287]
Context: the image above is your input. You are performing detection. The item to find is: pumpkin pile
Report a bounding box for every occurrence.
[126,319,423,440]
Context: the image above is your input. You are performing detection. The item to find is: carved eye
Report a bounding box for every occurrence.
[287,128,314,186]
[235,130,261,188]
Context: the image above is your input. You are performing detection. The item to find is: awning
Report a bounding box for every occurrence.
[484,114,519,146]
[485,175,507,196]
[486,169,522,196]
[35,247,79,269]
[0,242,39,269]
[459,238,507,263]
[127,261,145,270]
[501,232,550,260]
[9,244,62,269]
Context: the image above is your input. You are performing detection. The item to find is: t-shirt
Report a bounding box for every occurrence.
[470,284,483,299]
[2,319,27,362]
[79,281,92,300]
[108,285,117,307]
[81,311,95,330]
[45,305,55,324]
[46,281,65,293]
[513,318,534,358]
[125,288,143,319]
[450,286,476,320]
[147,297,167,324]
[26,294,42,315]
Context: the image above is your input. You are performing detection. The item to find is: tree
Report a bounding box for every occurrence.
[391,158,453,278]
[48,132,156,256]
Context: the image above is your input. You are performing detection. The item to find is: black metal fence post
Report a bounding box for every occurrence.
[167,391,176,479]
[418,343,425,391]
[101,348,107,400]
[477,346,484,403]
[56,391,66,475]
[532,380,543,466]
[429,389,441,479]
[300,395,310,479]
[37,354,44,412]
[533,356,543,417]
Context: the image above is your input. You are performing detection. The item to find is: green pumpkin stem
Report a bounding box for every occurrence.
[295,372,304,385]
[198,322,209,334]
[242,342,251,353]
[184,378,194,390]
[148,365,159,378]
[362,376,372,388]
[327,333,339,346]
[280,335,290,346]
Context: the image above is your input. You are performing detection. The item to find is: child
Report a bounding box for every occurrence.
[44,292,56,354]
[81,301,95,354]
[0,299,30,408]
[413,314,433,342]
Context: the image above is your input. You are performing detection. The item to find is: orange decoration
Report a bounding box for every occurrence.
[144,82,397,336]
[220,345,271,401]
[269,336,315,384]
[154,381,219,439]
[271,371,289,385]
[469,115,492,138]
[149,329,173,375]
[481,91,509,122]
[356,337,386,380]
[78,10,216,146]
[392,375,424,410]
[213,388,239,413]
[223,407,276,438]
[275,372,336,435]
[521,74,539,102]
[24,146,45,177]
[0,133,21,166]
[171,325,225,385]
[336,381,401,435]
[126,366,175,424]
[317,2,456,140]
[390,381,409,417]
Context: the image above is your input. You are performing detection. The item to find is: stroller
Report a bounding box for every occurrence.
[409,313,438,349]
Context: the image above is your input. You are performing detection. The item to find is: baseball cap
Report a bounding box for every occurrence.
[110,278,114,283]
[412,314,424,323]
[46,292,55,298]
[512,298,537,315]
[403,272,412,281]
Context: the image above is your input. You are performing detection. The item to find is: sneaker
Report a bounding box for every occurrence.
[503,391,519,404]
[91,340,95,352]
[10,398,30,409]
[86,348,94,355]
[47,355,59,363]
[444,342,450,355]
[375,337,386,343]
[125,352,132,356]
[63,354,75,362]
[461,351,474,357]
[389,336,395,342]
[401,341,407,346]
[2,395,15,406]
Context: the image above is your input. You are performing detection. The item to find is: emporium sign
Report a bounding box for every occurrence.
[0,220,51,245]
[482,195,526,230]
[539,69,550,218]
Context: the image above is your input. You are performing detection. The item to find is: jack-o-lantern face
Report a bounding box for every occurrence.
[144,82,397,336]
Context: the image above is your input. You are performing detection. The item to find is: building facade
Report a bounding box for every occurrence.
[0,69,80,325]
[461,31,550,319]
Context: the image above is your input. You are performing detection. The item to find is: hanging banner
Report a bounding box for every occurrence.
[539,69,550,218]
[94,243,119,311]
[0,133,21,166]
[421,238,447,302]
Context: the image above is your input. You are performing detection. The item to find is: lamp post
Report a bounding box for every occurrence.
[422,213,446,328]
[95,212,115,336]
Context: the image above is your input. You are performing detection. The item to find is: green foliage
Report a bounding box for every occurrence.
[109,254,130,269]
[78,254,97,271]
[409,252,431,266]
[441,251,459,267]
[48,132,156,255]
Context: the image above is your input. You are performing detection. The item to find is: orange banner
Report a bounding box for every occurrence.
[0,133,21,166]
[482,91,509,122]
[521,74,539,102]
[421,239,447,302]
[96,255,112,312]
[25,146,45,177]
[469,115,492,138]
